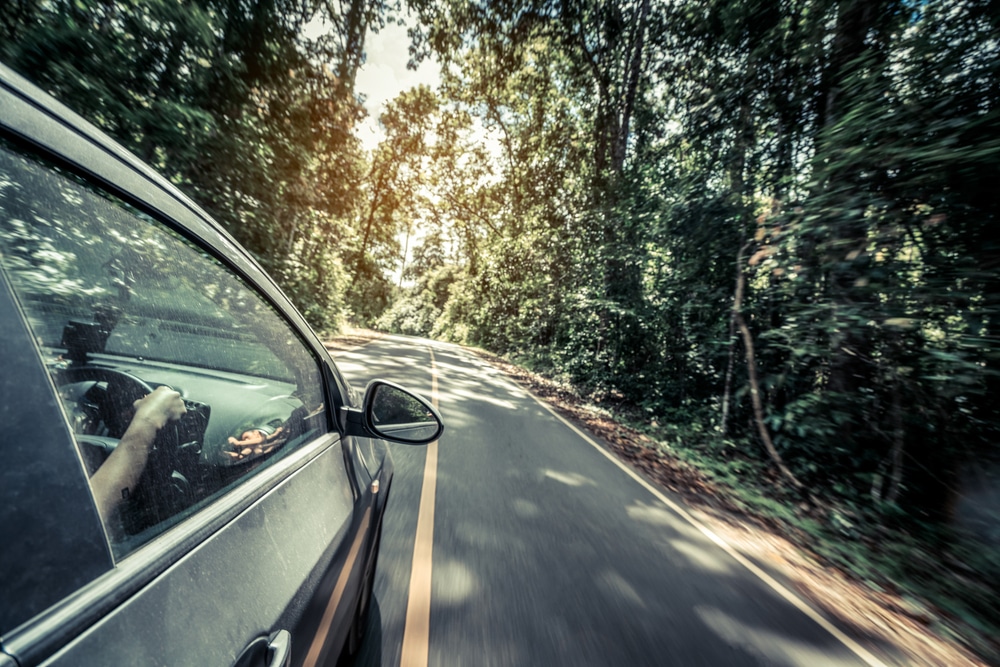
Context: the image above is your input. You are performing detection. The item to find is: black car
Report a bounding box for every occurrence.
[0,62,442,666]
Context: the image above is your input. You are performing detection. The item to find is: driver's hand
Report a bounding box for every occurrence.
[132,386,186,430]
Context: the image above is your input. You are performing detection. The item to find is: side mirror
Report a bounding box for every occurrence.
[340,380,443,445]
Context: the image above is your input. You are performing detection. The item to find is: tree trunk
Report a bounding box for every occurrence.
[611,0,651,174]
[733,241,803,489]
[885,382,905,503]
[398,221,411,289]
[820,0,891,401]
[333,0,370,94]
[721,47,758,435]
[720,242,750,435]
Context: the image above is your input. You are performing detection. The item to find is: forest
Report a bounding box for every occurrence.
[1,0,998,659]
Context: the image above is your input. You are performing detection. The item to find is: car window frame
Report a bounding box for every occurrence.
[0,266,113,636]
[0,64,361,665]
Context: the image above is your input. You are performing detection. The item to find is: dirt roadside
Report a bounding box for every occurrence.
[322,326,383,354]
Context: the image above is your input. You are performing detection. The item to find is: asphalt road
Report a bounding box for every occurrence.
[333,335,891,667]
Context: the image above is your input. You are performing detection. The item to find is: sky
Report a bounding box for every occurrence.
[354,20,441,151]
[353,18,445,285]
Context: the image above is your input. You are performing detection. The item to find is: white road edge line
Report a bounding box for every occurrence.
[400,347,439,667]
[488,358,891,667]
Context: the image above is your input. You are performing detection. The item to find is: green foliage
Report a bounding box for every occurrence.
[0,0,377,332]
[345,258,395,326]
[376,292,435,336]
[376,264,461,336]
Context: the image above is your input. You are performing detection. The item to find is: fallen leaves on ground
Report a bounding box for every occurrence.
[322,326,383,354]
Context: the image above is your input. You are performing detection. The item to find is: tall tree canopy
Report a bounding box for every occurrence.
[0,0,398,329]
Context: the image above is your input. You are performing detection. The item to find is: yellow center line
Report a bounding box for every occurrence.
[400,347,439,667]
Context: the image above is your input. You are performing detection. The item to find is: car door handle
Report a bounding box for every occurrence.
[267,630,292,667]
[266,630,291,667]
[233,629,291,667]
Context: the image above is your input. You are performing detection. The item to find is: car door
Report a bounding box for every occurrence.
[0,67,371,667]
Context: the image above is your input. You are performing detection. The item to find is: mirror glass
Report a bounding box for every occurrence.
[369,384,441,444]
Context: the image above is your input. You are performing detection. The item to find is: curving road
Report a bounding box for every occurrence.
[333,335,894,667]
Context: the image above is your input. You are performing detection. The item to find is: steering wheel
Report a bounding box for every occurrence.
[55,366,180,449]
[55,366,209,535]
[55,366,196,534]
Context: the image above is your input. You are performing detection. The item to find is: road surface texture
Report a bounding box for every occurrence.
[333,335,897,667]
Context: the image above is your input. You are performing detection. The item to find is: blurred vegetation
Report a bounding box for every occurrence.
[3,0,998,657]
[1,0,405,332]
[392,0,1000,656]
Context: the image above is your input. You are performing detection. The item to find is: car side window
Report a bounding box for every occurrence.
[0,144,330,558]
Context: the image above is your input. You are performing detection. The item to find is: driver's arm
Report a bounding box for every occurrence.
[89,386,186,522]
